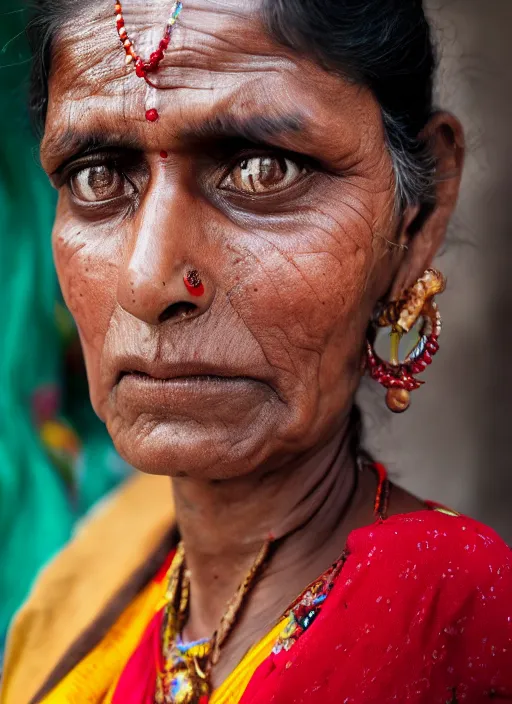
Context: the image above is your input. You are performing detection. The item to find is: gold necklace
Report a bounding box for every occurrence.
[155,540,271,704]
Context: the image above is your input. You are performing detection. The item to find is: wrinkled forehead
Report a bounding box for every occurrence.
[49,0,278,99]
[42,0,383,172]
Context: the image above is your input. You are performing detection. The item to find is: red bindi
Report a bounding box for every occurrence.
[160,150,168,159]
[184,270,205,297]
[145,108,159,122]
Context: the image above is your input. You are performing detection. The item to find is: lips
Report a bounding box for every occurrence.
[103,323,277,409]
[113,365,271,418]
[114,358,259,386]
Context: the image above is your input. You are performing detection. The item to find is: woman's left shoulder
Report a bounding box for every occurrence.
[347,508,511,595]
[335,509,512,699]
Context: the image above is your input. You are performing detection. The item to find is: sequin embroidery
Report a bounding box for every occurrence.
[273,555,346,654]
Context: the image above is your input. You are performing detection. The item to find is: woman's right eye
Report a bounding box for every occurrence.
[68,164,132,203]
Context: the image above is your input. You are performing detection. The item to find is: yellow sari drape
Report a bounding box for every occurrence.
[1,474,174,704]
[1,473,285,704]
[39,569,284,704]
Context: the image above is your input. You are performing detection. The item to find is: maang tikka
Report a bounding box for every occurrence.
[114,1,183,121]
[366,269,446,413]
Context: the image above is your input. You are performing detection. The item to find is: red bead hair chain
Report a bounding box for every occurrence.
[114,0,183,117]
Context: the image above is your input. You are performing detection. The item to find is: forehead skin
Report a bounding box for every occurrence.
[41,0,388,185]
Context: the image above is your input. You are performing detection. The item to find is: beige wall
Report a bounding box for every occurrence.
[360,0,512,540]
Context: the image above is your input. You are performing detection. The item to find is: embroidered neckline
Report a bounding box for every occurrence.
[272,554,347,655]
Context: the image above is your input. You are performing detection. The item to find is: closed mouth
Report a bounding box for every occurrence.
[117,370,254,384]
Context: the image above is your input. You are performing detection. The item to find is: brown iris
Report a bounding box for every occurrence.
[70,165,127,202]
[221,156,304,194]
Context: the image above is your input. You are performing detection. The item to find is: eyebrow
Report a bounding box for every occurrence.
[43,132,143,174]
[180,113,305,143]
[42,112,306,174]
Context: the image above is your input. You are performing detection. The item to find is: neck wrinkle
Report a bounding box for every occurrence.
[172,418,360,640]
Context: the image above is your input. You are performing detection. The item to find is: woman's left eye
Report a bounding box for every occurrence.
[220,156,306,195]
[68,164,132,203]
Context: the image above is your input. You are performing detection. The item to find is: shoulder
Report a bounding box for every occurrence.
[334,511,512,697]
[345,509,511,610]
[293,515,512,701]
[348,509,511,579]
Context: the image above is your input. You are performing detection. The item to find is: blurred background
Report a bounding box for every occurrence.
[0,0,131,654]
[0,0,510,658]
[361,0,512,544]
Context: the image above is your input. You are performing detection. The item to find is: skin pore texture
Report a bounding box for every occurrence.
[41,0,464,686]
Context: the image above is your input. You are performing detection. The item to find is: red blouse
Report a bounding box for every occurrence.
[114,509,512,703]
[240,510,512,703]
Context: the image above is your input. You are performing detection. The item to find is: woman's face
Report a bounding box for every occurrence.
[41,0,425,477]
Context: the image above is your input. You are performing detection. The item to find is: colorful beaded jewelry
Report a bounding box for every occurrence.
[273,464,390,654]
[372,461,390,519]
[273,556,346,655]
[366,269,446,413]
[114,1,183,82]
[156,539,271,704]
[155,465,389,702]
[156,544,211,704]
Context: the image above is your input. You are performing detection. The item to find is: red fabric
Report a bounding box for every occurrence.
[153,548,177,584]
[113,511,512,703]
[112,608,163,704]
[111,550,175,704]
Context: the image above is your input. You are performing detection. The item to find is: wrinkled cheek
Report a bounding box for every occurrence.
[53,221,119,414]
[224,232,373,444]
[226,231,373,394]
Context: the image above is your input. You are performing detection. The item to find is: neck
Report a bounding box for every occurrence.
[172,419,362,640]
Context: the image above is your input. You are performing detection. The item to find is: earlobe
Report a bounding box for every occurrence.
[389,112,465,301]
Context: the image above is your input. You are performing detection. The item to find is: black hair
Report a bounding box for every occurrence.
[261,0,437,207]
[28,0,437,207]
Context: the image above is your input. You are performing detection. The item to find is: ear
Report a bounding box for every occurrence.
[389,112,465,300]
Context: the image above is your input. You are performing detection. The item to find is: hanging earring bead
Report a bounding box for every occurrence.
[366,269,446,414]
[386,388,412,413]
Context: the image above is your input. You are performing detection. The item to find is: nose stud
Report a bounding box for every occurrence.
[184,270,204,297]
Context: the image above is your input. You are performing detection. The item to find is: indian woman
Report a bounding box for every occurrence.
[1,0,511,702]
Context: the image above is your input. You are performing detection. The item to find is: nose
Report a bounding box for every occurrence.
[117,189,213,326]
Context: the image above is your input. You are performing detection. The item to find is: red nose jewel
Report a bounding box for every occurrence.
[145,108,159,122]
[184,270,205,297]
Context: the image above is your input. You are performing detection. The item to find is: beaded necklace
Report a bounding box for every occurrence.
[155,465,390,704]
[155,540,271,704]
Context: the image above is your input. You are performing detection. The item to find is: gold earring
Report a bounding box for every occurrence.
[366,269,446,413]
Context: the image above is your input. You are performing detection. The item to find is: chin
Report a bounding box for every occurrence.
[102,371,288,477]
[106,411,284,480]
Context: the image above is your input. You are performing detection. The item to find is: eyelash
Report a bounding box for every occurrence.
[220,147,309,175]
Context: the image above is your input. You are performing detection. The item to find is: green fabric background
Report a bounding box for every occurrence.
[0,3,128,649]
